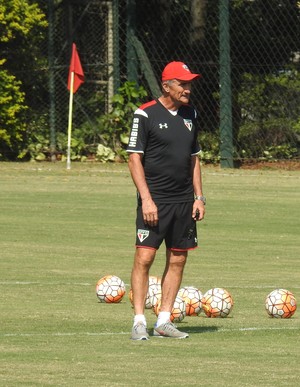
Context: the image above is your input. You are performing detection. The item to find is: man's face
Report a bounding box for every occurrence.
[166,79,192,106]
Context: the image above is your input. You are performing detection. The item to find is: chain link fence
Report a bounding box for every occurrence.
[46,0,113,160]
[19,0,300,164]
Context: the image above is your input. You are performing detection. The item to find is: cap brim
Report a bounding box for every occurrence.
[176,74,202,81]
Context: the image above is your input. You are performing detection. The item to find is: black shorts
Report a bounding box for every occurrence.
[135,202,198,251]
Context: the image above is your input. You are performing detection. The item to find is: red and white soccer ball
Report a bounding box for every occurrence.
[146,275,162,308]
[96,275,126,303]
[128,275,162,309]
[148,284,162,310]
[265,288,297,318]
[149,275,162,286]
[128,287,134,306]
[128,282,162,309]
[154,295,186,323]
[178,286,203,316]
[201,288,234,318]
[146,282,162,309]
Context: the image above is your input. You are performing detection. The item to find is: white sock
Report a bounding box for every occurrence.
[133,314,147,327]
[156,311,171,327]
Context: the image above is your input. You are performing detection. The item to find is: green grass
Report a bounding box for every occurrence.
[0,162,299,386]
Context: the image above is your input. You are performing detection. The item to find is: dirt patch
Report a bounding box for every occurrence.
[240,160,300,171]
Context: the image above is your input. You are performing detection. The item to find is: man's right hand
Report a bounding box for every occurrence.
[142,198,158,227]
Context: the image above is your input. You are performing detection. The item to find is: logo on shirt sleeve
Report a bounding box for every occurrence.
[128,118,139,147]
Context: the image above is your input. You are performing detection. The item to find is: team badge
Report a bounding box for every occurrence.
[184,119,193,131]
[137,229,149,242]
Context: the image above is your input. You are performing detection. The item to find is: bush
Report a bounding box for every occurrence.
[198,131,220,164]
[0,61,27,160]
[237,69,300,159]
[96,81,147,161]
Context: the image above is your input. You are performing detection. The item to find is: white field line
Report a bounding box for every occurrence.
[1,326,299,338]
[205,172,299,178]
[0,281,92,286]
[1,281,300,290]
[27,167,300,178]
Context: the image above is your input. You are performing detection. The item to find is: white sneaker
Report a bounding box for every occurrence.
[153,321,189,339]
[131,322,149,340]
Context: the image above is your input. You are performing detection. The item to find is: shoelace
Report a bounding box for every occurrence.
[134,322,146,330]
[159,322,178,332]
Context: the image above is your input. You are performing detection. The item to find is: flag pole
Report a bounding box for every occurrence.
[66,43,84,169]
[67,71,74,170]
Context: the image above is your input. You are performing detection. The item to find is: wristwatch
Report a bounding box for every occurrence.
[194,195,206,205]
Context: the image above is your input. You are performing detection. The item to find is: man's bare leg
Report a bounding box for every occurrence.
[160,250,187,313]
[131,247,156,315]
[153,250,189,338]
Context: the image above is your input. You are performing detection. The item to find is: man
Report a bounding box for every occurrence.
[126,61,206,340]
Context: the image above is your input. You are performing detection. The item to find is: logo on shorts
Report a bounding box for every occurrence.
[137,229,149,242]
[183,119,193,131]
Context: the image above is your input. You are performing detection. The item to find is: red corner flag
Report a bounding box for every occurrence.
[67,43,84,93]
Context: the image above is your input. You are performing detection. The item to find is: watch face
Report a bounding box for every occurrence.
[195,196,206,204]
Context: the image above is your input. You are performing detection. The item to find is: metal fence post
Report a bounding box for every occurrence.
[219,0,233,168]
[48,0,56,161]
[126,0,138,83]
[112,0,120,94]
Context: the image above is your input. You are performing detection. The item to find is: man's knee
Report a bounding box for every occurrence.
[168,251,188,265]
[134,248,156,268]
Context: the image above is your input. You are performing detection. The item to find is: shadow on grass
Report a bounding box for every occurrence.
[186,326,219,334]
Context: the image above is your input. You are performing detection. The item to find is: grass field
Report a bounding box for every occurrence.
[0,162,299,386]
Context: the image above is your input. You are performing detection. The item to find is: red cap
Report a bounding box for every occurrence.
[161,61,201,82]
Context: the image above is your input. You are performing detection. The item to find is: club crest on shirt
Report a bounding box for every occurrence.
[183,119,193,131]
[137,229,149,242]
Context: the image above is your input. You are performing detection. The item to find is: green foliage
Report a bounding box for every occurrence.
[30,82,148,163]
[0,1,47,42]
[237,69,300,159]
[0,60,27,159]
[19,133,49,161]
[263,144,298,161]
[198,131,220,164]
[0,1,47,160]
[17,114,49,161]
[96,81,147,160]
[96,144,115,162]
[56,131,88,163]
[22,81,148,163]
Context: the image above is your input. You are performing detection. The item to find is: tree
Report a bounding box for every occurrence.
[0,0,47,159]
[237,69,300,159]
[190,0,208,47]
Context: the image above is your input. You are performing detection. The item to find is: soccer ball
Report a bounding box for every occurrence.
[154,295,186,323]
[96,275,126,303]
[178,286,203,316]
[146,275,162,308]
[202,288,234,318]
[148,284,162,309]
[265,289,297,318]
[145,281,161,309]
[146,282,162,309]
[128,281,162,309]
[128,288,134,306]
[149,275,162,285]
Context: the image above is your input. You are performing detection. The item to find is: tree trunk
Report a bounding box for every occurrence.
[190,0,208,45]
